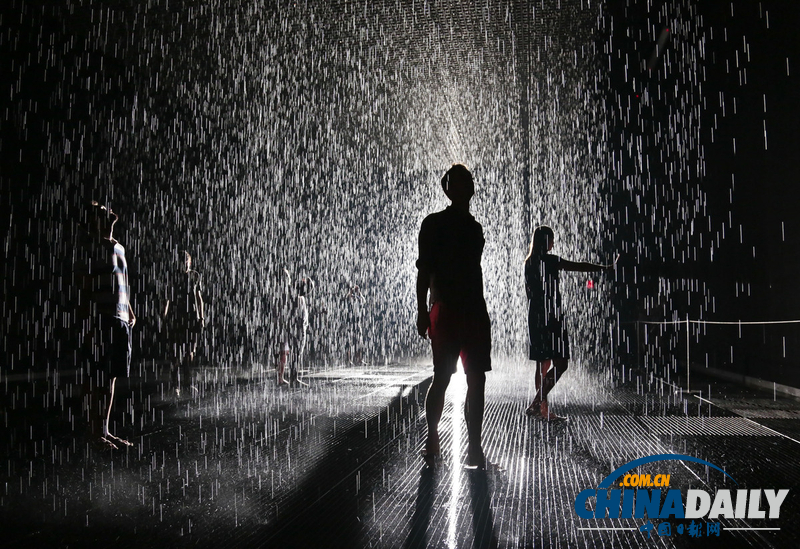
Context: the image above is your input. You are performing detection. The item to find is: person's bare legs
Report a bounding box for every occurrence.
[170,358,181,397]
[526,360,552,416]
[290,352,309,386]
[423,372,452,464]
[291,332,302,380]
[277,349,289,385]
[288,334,309,386]
[174,345,194,397]
[101,377,132,448]
[540,359,568,420]
[465,371,486,468]
[184,340,198,393]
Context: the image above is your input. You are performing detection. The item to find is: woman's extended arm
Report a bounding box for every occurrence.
[559,254,618,273]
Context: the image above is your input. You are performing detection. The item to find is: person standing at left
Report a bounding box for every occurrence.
[76,200,136,448]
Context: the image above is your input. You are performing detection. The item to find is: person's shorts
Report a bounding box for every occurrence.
[165,320,203,359]
[528,318,570,361]
[428,301,491,374]
[97,317,132,378]
[344,321,363,345]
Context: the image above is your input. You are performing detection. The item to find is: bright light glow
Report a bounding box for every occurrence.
[447,359,468,548]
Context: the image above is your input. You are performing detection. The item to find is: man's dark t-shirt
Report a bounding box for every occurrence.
[416,206,487,310]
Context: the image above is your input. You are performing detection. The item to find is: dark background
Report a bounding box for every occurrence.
[603,0,800,387]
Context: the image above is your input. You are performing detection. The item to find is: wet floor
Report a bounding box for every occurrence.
[1,359,798,548]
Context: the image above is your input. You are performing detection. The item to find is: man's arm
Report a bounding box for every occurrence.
[195,289,205,326]
[416,268,430,339]
[195,272,205,326]
[283,268,291,291]
[416,217,433,339]
[123,265,136,327]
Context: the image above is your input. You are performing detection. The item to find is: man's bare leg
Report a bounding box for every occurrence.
[423,372,451,465]
[290,343,309,386]
[465,371,486,468]
[171,359,181,397]
[101,377,132,448]
[184,345,198,394]
[291,358,309,386]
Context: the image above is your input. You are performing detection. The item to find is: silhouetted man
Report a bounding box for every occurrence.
[162,251,205,397]
[77,201,136,448]
[344,284,366,365]
[416,164,491,468]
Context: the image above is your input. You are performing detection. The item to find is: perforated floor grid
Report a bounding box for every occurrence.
[1,360,799,548]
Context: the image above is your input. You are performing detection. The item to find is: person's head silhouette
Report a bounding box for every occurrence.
[441,164,474,207]
[84,200,118,239]
[529,225,554,257]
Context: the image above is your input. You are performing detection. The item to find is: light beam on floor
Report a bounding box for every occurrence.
[447,359,467,548]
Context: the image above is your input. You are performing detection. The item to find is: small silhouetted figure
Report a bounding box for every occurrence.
[343,284,366,364]
[273,270,292,385]
[524,225,617,420]
[290,269,314,367]
[162,251,205,397]
[76,201,136,449]
[276,338,291,385]
[276,268,313,385]
[416,164,491,469]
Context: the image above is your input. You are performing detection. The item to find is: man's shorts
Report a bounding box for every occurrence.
[428,301,491,374]
[97,317,132,379]
[165,319,203,360]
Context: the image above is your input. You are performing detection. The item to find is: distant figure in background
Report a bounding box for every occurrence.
[276,339,291,385]
[279,268,313,384]
[343,284,366,365]
[272,270,291,385]
[524,225,617,420]
[292,269,314,365]
[308,297,329,366]
[416,164,492,469]
[76,201,136,449]
[162,251,205,397]
[253,294,273,369]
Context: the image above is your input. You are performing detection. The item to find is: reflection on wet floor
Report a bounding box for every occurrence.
[2,359,799,548]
